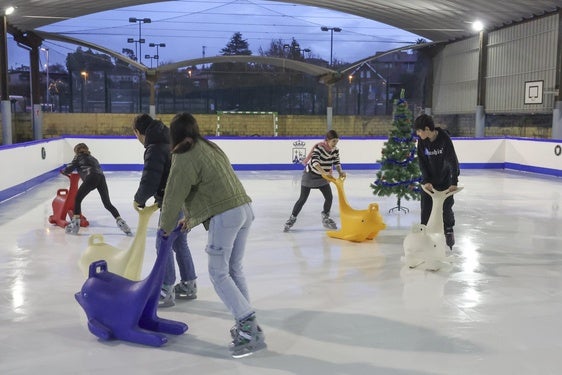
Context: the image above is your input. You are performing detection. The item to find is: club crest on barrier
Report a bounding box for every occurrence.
[292,140,306,164]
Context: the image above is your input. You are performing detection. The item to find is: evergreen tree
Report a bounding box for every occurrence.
[66,47,114,73]
[212,32,252,110]
[220,32,252,56]
[259,38,305,60]
[371,90,421,213]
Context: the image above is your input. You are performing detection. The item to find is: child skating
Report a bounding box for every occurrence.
[61,143,132,236]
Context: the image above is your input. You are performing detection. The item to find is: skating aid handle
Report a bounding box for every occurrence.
[421,185,464,197]
[88,260,108,277]
[57,189,68,196]
[133,202,159,215]
[88,234,105,246]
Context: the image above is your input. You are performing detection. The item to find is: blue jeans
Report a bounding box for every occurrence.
[156,214,196,286]
[206,203,254,321]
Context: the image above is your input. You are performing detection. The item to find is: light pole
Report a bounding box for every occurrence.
[320,26,342,66]
[128,17,151,64]
[283,43,294,58]
[283,43,308,60]
[148,42,165,66]
[144,54,158,68]
[126,38,143,61]
[80,71,88,112]
[41,47,49,106]
[320,26,341,131]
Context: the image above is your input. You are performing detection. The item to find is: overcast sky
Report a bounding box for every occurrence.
[7,0,424,70]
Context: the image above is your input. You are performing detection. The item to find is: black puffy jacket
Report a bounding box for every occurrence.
[134,120,171,207]
[62,153,103,181]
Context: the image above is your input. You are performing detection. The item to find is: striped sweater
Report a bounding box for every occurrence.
[305,142,341,175]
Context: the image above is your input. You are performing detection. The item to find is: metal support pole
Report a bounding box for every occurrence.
[326,84,333,131]
[329,30,334,66]
[553,101,562,140]
[1,14,12,144]
[552,11,562,140]
[475,30,488,137]
[41,47,49,105]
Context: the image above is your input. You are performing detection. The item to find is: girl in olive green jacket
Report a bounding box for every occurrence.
[159,113,266,358]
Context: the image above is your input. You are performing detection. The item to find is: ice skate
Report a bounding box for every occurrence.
[321,212,337,230]
[174,280,197,300]
[158,284,175,308]
[445,227,455,250]
[283,215,296,232]
[116,218,133,236]
[229,315,267,358]
[65,217,80,235]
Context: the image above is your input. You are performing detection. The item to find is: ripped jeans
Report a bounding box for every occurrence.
[206,203,255,322]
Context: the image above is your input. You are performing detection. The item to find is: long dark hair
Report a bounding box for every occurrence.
[170,112,218,154]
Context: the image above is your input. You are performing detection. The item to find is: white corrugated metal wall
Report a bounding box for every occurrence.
[432,37,480,115]
[486,15,558,113]
[432,14,559,115]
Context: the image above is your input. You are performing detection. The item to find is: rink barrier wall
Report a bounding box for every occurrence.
[0,136,560,203]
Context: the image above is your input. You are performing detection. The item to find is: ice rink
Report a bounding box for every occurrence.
[1,169,561,375]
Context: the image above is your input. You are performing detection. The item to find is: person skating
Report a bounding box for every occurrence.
[284,129,346,232]
[132,114,198,308]
[61,143,132,236]
[158,112,266,357]
[414,114,460,250]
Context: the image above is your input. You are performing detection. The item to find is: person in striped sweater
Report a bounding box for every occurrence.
[284,129,346,232]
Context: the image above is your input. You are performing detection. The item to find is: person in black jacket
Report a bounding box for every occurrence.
[414,114,460,249]
[133,114,197,308]
[61,143,132,236]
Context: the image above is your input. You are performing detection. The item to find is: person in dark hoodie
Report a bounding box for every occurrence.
[133,114,197,308]
[414,113,460,250]
[61,143,133,236]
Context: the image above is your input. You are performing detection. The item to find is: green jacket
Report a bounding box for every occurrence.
[159,140,252,233]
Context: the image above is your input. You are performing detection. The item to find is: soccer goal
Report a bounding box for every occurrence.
[216,111,278,137]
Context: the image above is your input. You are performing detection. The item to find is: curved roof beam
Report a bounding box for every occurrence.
[35,31,341,83]
[34,31,145,72]
[158,55,339,82]
[36,32,444,85]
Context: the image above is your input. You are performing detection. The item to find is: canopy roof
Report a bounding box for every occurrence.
[6,0,561,42]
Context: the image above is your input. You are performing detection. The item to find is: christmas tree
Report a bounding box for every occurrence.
[371,90,421,213]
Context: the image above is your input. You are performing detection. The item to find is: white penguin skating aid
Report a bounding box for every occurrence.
[402,186,463,271]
